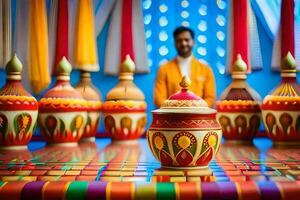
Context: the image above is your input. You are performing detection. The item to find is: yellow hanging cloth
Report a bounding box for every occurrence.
[74,0,99,71]
[0,0,12,68]
[29,0,50,94]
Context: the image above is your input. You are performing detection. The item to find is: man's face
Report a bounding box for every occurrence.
[175,31,194,58]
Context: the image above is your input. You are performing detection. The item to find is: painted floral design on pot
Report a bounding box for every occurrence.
[38,57,87,145]
[102,55,147,142]
[262,52,300,143]
[0,55,38,149]
[147,76,222,169]
[75,71,102,142]
[217,55,261,141]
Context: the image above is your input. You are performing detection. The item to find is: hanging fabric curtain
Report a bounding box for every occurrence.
[104,0,149,75]
[94,0,117,36]
[248,3,263,70]
[226,0,250,73]
[48,0,58,75]
[74,0,99,72]
[132,0,148,73]
[68,0,78,67]
[251,0,281,40]
[28,0,50,94]
[0,0,11,69]
[13,0,30,90]
[280,0,294,58]
[105,0,122,75]
[54,0,69,73]
[226,0,263,73]
[271,0,300,70]
[121,0,134,62]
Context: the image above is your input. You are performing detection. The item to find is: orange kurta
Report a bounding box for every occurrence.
[154,57,216,107]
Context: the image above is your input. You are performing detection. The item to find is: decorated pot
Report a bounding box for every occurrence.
[102,55,147,142]
[147,76,222,169]
[262,52,300,143]
[0,55,38,149]
[38,57,87,145]
[217,55,261,141]
[75,71,102,142]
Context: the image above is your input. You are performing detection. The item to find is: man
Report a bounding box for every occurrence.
[154,26,216,107]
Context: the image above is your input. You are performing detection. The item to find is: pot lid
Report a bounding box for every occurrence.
[75,71,102,102]
[39,58,87,112]
[0,54,32,97]
[106,55,145,101]
[43,57,83,99]
[218,54,261,103]
[0,55,38,110]
[154,76,216,114]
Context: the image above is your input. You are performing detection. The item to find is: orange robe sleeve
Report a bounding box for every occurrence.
[154,65,168,107]
[202,67,216,107]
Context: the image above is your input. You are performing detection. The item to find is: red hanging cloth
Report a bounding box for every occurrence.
[54,0,68,74]
[281,0,295,59]
[232,0,250,72]
[120,0,135,62]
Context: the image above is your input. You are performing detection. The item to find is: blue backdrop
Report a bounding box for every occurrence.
[0,0,299,134]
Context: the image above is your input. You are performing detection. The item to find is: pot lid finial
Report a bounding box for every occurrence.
[179,75,191,89]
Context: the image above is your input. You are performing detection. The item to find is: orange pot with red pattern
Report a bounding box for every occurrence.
[217,55,262,141]
[102,55,147,142]
[75,71,102,142]
[147,76,222,169]
[102,100,147,141]
[0,55,38,149]
[38,58,87,145]
[262,53,300,143]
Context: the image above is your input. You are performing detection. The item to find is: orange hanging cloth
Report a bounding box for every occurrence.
[74,0,99,71]
[28,0,50,93]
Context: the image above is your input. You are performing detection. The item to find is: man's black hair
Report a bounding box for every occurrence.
[173,26,195,39]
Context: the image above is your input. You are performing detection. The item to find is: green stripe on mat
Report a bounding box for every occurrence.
[135,183,156,200]
[0,181,5,187]
[66,181,89,200]
[156,183,176,200]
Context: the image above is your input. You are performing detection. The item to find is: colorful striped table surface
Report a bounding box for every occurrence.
[0,138,300,200]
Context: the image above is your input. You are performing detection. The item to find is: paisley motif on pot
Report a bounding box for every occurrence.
[219,115,231,134]
[14,113,32,138]
[152,132,173,165]
[71,115,84,135]
[104,115,116,135]
[45,115,58,136]
[173,132,197,166]
[0,113,8,137]
[196,132,219,166]
[279,113,293,134]
[235,115,247,134]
